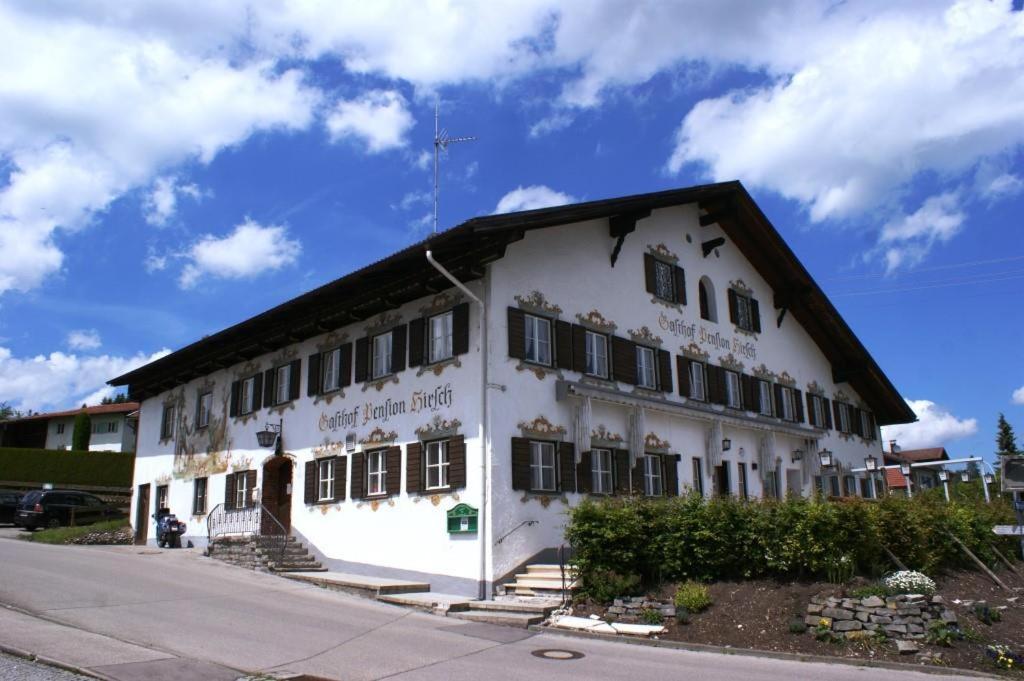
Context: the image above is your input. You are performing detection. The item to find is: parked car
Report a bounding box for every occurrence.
[0,490,22,524]
[14,490,125,530]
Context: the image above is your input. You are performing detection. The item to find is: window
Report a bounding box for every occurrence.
[241,376,256,414]
[737,462,748,499]
[236,472,251,509]
[636,346,657,389]
[779,386,796,421]
[653,260,675,301]
[56,423,65,434]
[584,331,608,378]
[428,311,454,363]
[591,448,613,494]
[322,347,341,392]
[529,441,556,491]
[107,421,118,433]
[860,411,873,439]
[689,361,706,401]
[642,455,663,496]
[724,370,741,408]
[811,395,825,428]
[372,332,393,379]
[161,405,175,439]
[758,381,773,416]
[837,402,851,433]
[156,484,168,511]
[197,392,212,429]
[91,422,102,434]
[275,364,291,405]
[193,477,207,515]
[425,440,450,490]
[698,277,717,322]
[691,457,704,496]
[367,450,387,495]
[715,463,731,496]
[764,471,779,499]
[828,475,841,498]
[524,314,551,366]
[859,477,873,499]
[318,458,335,501]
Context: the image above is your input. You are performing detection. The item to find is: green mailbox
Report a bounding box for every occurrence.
[446,503,478,534]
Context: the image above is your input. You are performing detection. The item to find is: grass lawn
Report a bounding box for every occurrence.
[20,519,131,545]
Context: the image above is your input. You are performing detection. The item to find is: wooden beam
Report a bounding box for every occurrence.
[701,237,725,258]
[608,210,651,267]
[832,364,867,384]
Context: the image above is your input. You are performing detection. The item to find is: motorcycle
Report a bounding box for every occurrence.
[154,508,187,548]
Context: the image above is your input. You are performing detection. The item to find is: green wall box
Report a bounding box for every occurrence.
[447,503,478,534]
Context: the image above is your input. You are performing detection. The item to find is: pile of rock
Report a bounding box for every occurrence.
[606,596,675,622]
[65,525,133,545]
[805,593,956,642]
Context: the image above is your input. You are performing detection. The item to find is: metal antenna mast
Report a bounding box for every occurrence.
[433,102,476,233]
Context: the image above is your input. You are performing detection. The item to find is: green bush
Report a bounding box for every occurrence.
[72,411,91,452]
[849,583,889,599]
[0,448,134,487]
[584,570,641,604]
[566,494,1019,595]
[674,581,712,613]
[640,608,664,625]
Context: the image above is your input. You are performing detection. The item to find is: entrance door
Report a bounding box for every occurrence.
[134,484,150,545]
[261,458,293,534]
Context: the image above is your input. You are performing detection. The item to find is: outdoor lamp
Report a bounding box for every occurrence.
[960,471,970,483]
[899,461,912,476]
[818,449,834,468]
[984,473,994,484]
[864,455,878,472]
[722,438,732,452]
[256,420,282,449]
[938,469,949,483]
[791,449,804,463]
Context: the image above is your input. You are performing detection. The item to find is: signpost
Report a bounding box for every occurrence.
[992,525,1024,536]
[998,456,1024,559]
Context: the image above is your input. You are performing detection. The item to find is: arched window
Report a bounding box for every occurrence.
[698,277,717,322]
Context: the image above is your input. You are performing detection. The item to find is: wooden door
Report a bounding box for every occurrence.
[134,484,150,545]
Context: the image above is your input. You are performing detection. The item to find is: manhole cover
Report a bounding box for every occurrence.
[531,649,584,660]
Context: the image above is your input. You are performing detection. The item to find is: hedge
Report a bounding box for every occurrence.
[566,490,1019,595]
[0,447,134,488]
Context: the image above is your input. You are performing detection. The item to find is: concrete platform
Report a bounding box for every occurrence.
[281,570,431,597]
[376,592,474,612]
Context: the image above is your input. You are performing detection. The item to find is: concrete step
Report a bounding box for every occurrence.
[508,576,579,590]
[525,564,577,575]
[450,610,544,628]
[282,571,430,598]
[271,565,328,573]
[468,600,557,615]
[377,592,473,612]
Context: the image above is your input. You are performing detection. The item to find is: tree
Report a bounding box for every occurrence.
[0,401,14,421]
[72,410,91,451]
[100,393,130,405]
[996,413,1019,457]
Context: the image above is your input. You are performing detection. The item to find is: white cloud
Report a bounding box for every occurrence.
[0,346,170,412]
[494,185,576,214]
[877,192,965,273]
[66,329,101,351]
[178,218,301,289]
[143,176,206,226]
[144,253,168,273]
[881,399,978,450]
[325,90,414,153]
[393,190,431,212]
[1013,386,1024,405]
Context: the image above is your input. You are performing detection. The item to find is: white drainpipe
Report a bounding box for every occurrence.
[425,250,490,600]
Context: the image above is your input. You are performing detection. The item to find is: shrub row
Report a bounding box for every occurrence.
[0,447,135,487]
[566,490,1019,595]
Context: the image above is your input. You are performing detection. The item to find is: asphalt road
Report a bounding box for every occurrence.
[0,532,979,681]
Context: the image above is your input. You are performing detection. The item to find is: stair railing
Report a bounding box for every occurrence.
[206,501,289,567]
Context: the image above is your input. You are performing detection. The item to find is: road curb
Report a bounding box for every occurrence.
[0,642,115,681]
[527,624,1001,679]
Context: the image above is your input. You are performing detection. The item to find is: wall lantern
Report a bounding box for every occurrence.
[818,449,834,468]
[864,455,878,472]
[721,438,732,452]
[256,420,283,452]
[938,469,949,483]
[899,461,912,477]
[791,449,804,463]
[960,471,970,483]
[984,473,995,485]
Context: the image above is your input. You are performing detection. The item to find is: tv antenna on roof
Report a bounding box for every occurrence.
[433,101,476,234]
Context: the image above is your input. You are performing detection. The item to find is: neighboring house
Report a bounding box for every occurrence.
[110,181,914,597]
[0,403,140,453]
[884,447,950,494]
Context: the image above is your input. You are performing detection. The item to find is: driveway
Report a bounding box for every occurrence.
[0,537,978,681]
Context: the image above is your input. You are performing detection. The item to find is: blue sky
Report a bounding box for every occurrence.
[0,1,1022,465]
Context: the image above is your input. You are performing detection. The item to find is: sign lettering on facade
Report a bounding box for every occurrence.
[657,312,757,360]
[318,383,454,433]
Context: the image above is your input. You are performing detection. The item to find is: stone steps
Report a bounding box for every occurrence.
[208,534,325,573]
[504,562,579,596]
[449,610,545,628]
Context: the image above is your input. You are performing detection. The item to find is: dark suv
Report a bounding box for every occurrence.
[15,490,125,530]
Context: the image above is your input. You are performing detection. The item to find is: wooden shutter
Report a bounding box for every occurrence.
[751,298,762,333]
[577,451,593,494]
[555,320,573,370]
[678,356,690,397]
[408,317,425,367]
[657,349,673,393]
[289,359,301,401]
[385,446,402,496]
[510,437,531,491]
[806,392,817,427]
[728,289,739,325]
[262,368,274,407]
[507,307,526,360]
[831,400,842,432]
[663,455,679,497]
[631,457,644,495]
[824,398,834,429]
[571,325,587,373]
[339,342,352,387]
[865,412,876,441]
[850,407,863,437]
[307,353,321,397]
[304,461,317,504]
[611,336,636,384]
[773,384,784,417]
[246,470,256,500]
[391,325,407,374]
[448,435,466,490]
[229,380,241,417]
[452,302,470,356]
[613,450,631,495]
[354,337,369,383]
[674,266,687,305]
[558,442,575,493]
[350,452,366,500]
[794,389,805,423]
[406,441,422,494]
[741,374,756,411]
[225,473,236,510]
[336,456,347,500]
[708,365,726,405]
[643,253,657,295]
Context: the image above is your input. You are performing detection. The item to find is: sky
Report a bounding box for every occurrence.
[0,1,1022,465]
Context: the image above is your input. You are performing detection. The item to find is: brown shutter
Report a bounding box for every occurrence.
[558,442,575,493]
[806,392,817,427]
[225,473,236,510]
[408,317,425,368]
[751,298,762,333]
[385,446,402,496]
[406,441,422,494]
[631,457,644,495]
[677,356,690,397]
[708,366,726,405]
[741,374,756,411]
[351,452,366,500]
[571,325,587,373]
[657,349,673,393]
[824,398,834,429]
[611,336,636,384]
[773,384,784,417]
[577,451,593,494]
[229,380,241,417]
[511,437,531,491]
[794,389,805,423]
[663,455,679,497]
[866,412,876,441]
[307,353,321,397]
[851,407,863,437]
[339,342,352,387]
[262,369,274,407]
[391,325,407,374]
[452,302,470,356]
[831,400,842,431]
[336,456,347,500]
[354,337,369,383]
[728,288,739,325]
[252,372,263,411]
[643,253,657,295]
[246,469,257,497]
[613,450,631,495]
[448,435,466,490]
[555,320,573,370]
[304,460,317,504]
[674,266,687,305]
[289,358,301,400]
[507,307,526,360]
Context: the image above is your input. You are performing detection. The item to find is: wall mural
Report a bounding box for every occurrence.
[172,388,233,481]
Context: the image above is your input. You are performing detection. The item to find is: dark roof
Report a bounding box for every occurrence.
[884,447,949,464]
[109,181,915,425]
[5,402,140,423]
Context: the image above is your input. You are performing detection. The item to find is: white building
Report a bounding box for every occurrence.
[111,182,915,597]
[0,402,139,453]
